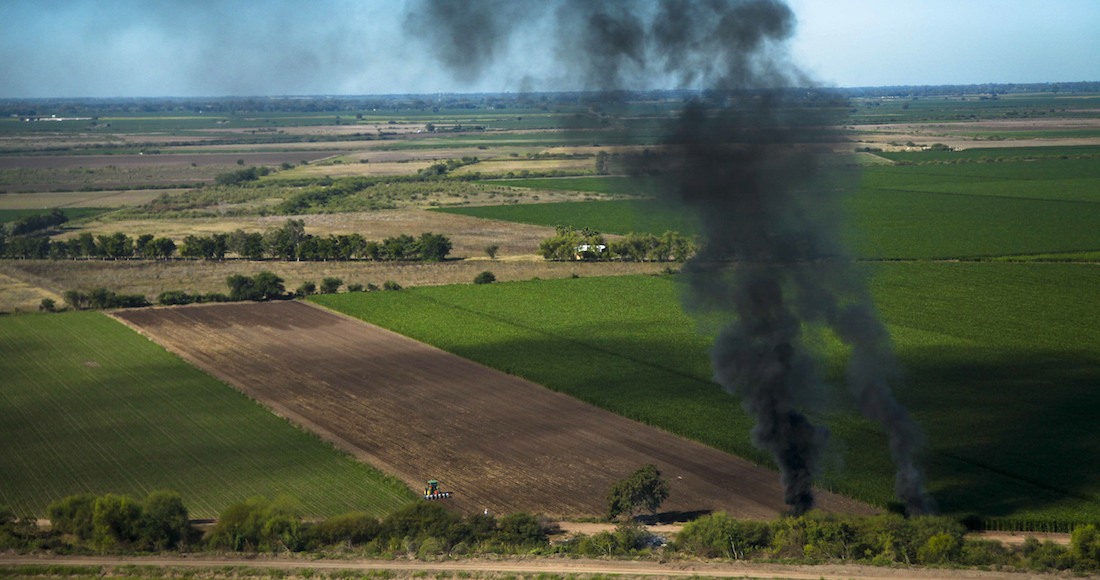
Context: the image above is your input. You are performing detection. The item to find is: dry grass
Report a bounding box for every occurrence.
[452,157,593,175]
[62,208,559,257]
[0,258,667,312]
[0,270,63,313]
[0,189,175,209]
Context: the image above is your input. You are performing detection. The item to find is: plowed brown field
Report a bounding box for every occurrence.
[112,301,875,520]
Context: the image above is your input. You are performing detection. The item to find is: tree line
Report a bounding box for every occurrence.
[4,491,1100,573]
[1,219,452,262]
[539,226,694,262]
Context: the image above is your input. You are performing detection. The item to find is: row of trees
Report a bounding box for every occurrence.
[15,492,546,555]
[538,226,695,262]
[8,490,1100,572]
[1,220,452,262]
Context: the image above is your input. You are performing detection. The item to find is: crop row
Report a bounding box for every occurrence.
[0,311,416,517]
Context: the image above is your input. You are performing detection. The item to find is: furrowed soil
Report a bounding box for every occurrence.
[113,300,875,520]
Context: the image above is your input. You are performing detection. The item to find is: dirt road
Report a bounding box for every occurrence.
[2,554,1085,580]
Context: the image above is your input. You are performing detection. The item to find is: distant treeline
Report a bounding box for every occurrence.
[0,219,452,262]
[4,82,1099,116]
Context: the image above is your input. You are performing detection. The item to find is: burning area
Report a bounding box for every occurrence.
[409,0,932,515]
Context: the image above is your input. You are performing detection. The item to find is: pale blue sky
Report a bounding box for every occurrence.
[1,0,1097,98]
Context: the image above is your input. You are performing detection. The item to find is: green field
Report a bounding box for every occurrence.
[440,150,1100,260]
[0,311,416,518]
[311,264,1100,528]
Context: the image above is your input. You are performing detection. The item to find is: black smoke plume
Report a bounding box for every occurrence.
[409,0,931,515]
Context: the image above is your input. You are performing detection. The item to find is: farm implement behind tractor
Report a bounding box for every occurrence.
[424,479,452,500]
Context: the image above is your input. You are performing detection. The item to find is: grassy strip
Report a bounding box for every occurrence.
[312,264,1100,525]
[0,311,416,518]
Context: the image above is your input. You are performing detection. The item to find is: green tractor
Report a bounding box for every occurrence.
[423,479,452,500]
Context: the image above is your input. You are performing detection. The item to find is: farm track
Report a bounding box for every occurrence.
[112,300,875,520]
[0,554,1078,580]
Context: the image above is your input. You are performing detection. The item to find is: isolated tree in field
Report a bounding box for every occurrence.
[607,464,670,520]
[484,244,500,259]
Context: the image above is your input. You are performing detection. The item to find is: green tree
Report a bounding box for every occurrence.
[320,277,343,294]
[473,271,496,284]
[47,493,97,540]
[92,493,142,549]
[253,271,285,300]
[607,464,670,520]
[484,244,500,260]
[138,491,190,551]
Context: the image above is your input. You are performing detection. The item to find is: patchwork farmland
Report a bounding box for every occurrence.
[112,300,874,520]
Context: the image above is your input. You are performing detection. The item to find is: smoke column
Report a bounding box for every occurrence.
[409,0,931,515]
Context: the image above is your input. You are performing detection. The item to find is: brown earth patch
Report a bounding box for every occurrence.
[112,300,875,520]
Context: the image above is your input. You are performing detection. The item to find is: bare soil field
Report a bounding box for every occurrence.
[112,300,875,520]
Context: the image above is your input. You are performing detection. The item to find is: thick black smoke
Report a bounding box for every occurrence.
[409,0,931,515]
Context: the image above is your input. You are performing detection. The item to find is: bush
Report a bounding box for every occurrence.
[676,512,770,559]
[494,513,546,548]
[47,494,97,541]
[39,298,56,312]
[473,271,496,285]
[320,277,343,294]
[346,283,364,292]
[208,495,303,552]
[157,290,195,306]
[382,280,402,291]
[295,281,317,297]
[308,512,381,547]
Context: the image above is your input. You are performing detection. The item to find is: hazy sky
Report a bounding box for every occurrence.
[1,0,1097,98]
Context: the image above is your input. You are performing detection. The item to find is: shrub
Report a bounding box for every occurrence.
[382,280,402,291]
[346,283,364,292]
[676,512,770,559]
[208,495,303,552]
[320,277,343,294]
[309,512,381,547]
[39,298,56,312]
[473,271,496,285]
[47,494,97,541]
[495,513,546,548]
[295,281,317,297]
[157,290,195,306]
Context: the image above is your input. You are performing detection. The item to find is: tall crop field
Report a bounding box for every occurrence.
[313,264,1100,528]
[0,311,416,518]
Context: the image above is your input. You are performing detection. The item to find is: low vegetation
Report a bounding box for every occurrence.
[5,491,1100,573]
[0,311,417,517]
